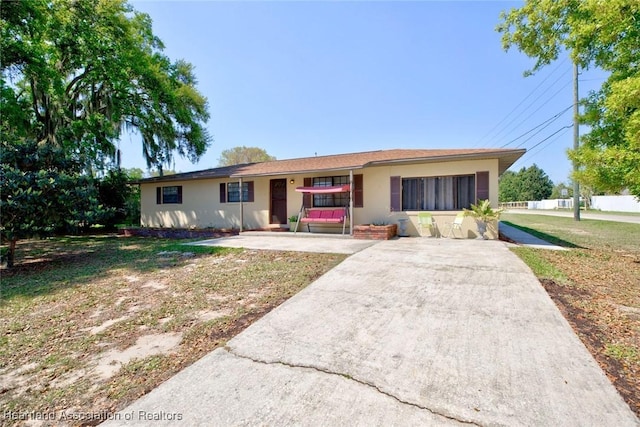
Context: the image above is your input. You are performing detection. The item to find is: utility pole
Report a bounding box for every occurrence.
[572,62,580,221]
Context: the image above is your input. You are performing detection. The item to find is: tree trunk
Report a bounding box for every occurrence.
[6,238,17,268]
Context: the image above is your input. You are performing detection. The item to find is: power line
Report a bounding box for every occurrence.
[526,124,573,152]
[488,75,571,147]
[500,105,572,148]
[514,112,569,149]
[519,126,572,164]
[579,77,607,82]
[508,125,573,172]
[474,57,568,147]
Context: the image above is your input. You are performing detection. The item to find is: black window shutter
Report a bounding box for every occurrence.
[476,171,489,202]
[156,187,162,204]
[219,183,226,203]
[354,174,363,208]
[390,176,401,212]
[247,181,254,202]
[303,178,312,207]
[177,186,183,204]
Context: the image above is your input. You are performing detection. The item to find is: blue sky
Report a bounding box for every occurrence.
[124,1,607,184]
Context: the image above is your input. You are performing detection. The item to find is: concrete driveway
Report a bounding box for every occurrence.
[105,237,638,426]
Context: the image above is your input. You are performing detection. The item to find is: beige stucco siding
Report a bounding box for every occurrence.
[142,179,224,228]
[280,158,499,237]
[141,178,270,229]
[354,158,499,238]
[140,157,501,238]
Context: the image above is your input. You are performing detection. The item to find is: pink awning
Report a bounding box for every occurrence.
[295,184,351,194]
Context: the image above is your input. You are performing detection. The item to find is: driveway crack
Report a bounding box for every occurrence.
[223,346,482,426]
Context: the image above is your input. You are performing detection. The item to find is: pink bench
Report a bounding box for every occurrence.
[299,208,348,233]
[300,208,347,224]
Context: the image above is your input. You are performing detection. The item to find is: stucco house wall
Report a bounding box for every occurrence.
[356,158,499,238]
[141,179,221,229]
[142,176,277,230]
[141,157,501,238]
[140,149,521,238]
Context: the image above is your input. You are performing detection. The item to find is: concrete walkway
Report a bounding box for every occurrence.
[105,238,638,426]
[499,222,567,250]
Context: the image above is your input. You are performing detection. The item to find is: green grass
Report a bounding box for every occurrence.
[0,236,236,302]
[0,235,347,419]
[511,247,567,282]
[516,208,640,217]
[588,210,640,217]
[501,213,640,252]
[604,343,639,364]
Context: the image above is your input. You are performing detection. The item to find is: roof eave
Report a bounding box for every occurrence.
[365,149,526,174]
[135,149,526,182]
[232,165,365,178]
[137,174,233,184]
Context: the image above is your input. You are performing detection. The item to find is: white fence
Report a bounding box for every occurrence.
[591,195,640,213]
[527,199,575,210]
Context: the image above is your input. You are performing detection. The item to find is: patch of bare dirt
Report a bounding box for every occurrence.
[93,333,183,380]
[1,238,345,426]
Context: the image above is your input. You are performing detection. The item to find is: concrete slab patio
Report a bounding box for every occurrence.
[105,237,638,426]
[190,231,378,254]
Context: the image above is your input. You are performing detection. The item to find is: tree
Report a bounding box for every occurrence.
[519,165,554,201]
[148,170,178,178]
[1,0,210,266]
[125,168,145,181]
[97,168,143,228]
[498,165,553,202]
[1,0,211,171]
[498,171,519,202]
[0,140,107,267]
[218,146,276,166]
[497,0,640,199]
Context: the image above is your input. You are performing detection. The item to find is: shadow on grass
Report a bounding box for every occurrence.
[500,221,585,249]
[0,235,238,301]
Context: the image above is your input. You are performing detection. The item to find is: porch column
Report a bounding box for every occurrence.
[349,169,354,235]
[239,177,244,232]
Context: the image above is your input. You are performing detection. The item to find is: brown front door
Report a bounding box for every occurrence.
[270,179,287,224]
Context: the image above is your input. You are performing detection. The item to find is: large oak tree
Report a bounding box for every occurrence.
[1,0,211,170]
[1,0,211,266]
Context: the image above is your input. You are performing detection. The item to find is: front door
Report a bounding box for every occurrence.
[270,179,287,224]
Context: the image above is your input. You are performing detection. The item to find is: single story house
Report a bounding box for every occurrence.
[138,148,525,238]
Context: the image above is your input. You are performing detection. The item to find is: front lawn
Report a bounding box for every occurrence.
[501,214,640,417]
[0,236,346,425]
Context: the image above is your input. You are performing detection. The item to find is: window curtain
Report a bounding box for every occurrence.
[402,175,475,211]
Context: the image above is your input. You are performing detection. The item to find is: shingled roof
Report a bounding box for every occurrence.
[139,148,525,183]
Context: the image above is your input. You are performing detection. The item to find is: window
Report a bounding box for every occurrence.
[156,186,182,204]
[219,181,254,203]
[312,176,349,207]
[227,182,247,202]
[401,175,475,211]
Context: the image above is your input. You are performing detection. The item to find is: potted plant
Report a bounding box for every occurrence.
[288,215,298,231]
[463,199,503,239]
